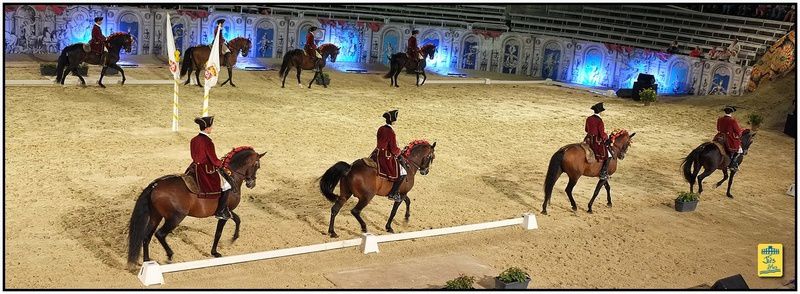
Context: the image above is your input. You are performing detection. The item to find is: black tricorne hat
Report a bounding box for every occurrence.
[411,29,419,35]
[194,116,215,130]
[94,17,104,22]
[591,102,605,113]
[309,26,318,32]
[383,109,399,122]
[216,19,225,25]
[723,105,737,114]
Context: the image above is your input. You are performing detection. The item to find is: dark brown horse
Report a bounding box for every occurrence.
[319,140,436,237]
[55,32,134,88]
[126,147,266,268]
[681,130,755,198]
[384,44,437,87]
[180,37,252,87]
[542,130,636,214]
[278,43,340,89]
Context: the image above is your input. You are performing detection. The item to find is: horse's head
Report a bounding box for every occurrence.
[421,44,436,60]
[610,130,636,160]
[320,44,340,63]
[224,147,267,189]
[742,129,756,155]
[403,140,437,175]
[108,32,134,53]
[230,37,252,57]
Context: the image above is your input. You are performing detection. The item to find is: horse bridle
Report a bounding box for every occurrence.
[401,152,433,173]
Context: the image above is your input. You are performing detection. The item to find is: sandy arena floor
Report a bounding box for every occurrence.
[4,62,796,289]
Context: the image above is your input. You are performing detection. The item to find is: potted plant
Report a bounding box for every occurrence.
[444,274,476,290]
[41,63,88,77]
[639,88,657,106]
[675,192,699,212]
[495,267,531,289]
[747,113,764,131]
[315,72,330,86]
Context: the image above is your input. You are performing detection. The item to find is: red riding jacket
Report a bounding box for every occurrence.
[190,133,224,194]
[716,115,743,151]
[406,36,420,57]
[89,24,106,54]
[585,114,609,160]
[371,124,402,180]
[304,32,317,56]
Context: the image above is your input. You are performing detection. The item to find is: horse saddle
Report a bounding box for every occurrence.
[710,138,731,169]
[82,43,91,53]
[579,143,598,164]
[178,173,202,195]
[362,157,377,169]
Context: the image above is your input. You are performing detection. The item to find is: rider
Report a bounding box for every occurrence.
[585,102,611,181]
[406,30,423,73]
[190,116,235,220]
[371,110,406,202]
[214,19,231,62]
[304,26,322,71]
[89,17,107,56]
[716,105,744,171]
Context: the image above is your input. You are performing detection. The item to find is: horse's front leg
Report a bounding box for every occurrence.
[385,200,403,233]
[296,66,303,88]
[587,179,606,213]
[308,71,318,89]
[211,219,227,257]
[98,66,107,88]
[421,70,427,85]
[403,194,411,221]
[231,211,241,241]
[110,64,126,85]
[321,68,328,88]
[415,72,420,87]
[726,170,736,198]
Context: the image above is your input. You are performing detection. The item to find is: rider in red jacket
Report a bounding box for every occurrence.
[191,116,234,220]
[89,17,106,55]
[371,110,406,202]
[716,105,744,171]
[406,30,422,73]
[585,102,611,180]
[305,27,322,71]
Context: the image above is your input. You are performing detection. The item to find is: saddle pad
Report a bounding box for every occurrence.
[710,141,730,169]
[82,44,91,53]
[179,173,220,199]
[579,143,597,164]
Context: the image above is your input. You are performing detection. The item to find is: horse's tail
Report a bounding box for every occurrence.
[55,44,80,82]
[544,147,566,201]
[279,51,293,78]
[180,47,194,78]
[319,161,352,202]
[127,181,155,268]
[681,144,706,184]
[383,54,399,79]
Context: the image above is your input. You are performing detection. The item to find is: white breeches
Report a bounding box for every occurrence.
[737,147,743,154]
[399,164,407,176]
[221,175,232,191]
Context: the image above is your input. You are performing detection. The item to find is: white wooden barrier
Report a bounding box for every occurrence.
[138,213,537,286]
[6,78,173,86]
[422,78,616,96]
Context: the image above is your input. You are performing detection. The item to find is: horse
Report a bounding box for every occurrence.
[180,37,252,87]
[126,147,266,268]
[383,44,437,87]
[542,130,636,214]
[681,130,756,198]
[55,32,134,88]
[278,43,340,89]
[319,140,436,238]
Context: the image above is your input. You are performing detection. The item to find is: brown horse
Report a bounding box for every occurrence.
[383,44,437,87]
[542,130,636,214]
[55,32,134,88]
[126,147,266,268]
[180,37,253,87]
[681,130,755,198]
[278,43,340,89]
[319,140,436,238]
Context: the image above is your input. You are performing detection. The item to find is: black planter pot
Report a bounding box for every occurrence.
[495,277,531,289]
[675,199,698,212]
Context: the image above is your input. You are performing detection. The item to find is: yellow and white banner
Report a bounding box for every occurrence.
[202,24,222,117]
[166,13,181,132]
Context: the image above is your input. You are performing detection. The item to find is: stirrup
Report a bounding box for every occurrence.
[388,194,403,202]
[215,208,232,220]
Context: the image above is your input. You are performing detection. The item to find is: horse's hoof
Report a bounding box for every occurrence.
[98,83,106,88]
[606,203,613,208]
[541,210,548,215]
[386,227,394,233]
[361,228,368,233]
[232,234,239,241]
[727,194,734,198]
[394,85,399,88]
[588,210,594,214]
[404,216,410,222]
[231,84,236,87]
[297,84,303,88]
[571,206,578,211]
[329,232,339,238]
[212,252,222,258]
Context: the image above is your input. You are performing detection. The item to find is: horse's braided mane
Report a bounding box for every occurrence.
[107,32,129,41]
[403,140,430,158]
[228,37,248,45]
[222,146,254,168]
[421,44,436,50]
[319,43,338,51]
[609,129,629,143]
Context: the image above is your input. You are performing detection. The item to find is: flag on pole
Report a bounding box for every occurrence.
[202,24,222,117]
[166,13,181,132]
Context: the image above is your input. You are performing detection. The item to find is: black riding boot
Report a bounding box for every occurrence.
[729,153,741,171]
[388,175,406,202]
[215,190,232,220]
[599,158,610,181]
[415,60,423,73]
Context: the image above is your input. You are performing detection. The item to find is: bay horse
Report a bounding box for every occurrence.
[384,44,437,87]
[542,130,636,214]
[55,32,134,88]
[681,130,756,198]
[180,37,253,87]
[278,43,340,89]
[126,147,266,268]
[319,140,436,238]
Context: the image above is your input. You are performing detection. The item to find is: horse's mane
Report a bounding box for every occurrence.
[222,146,255,169]
[609,129,629,143]
[227,37,250,45]
[107,32,130,41]
[403,140,431,158]
[421,44,436,51]
[319,43,339,52]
